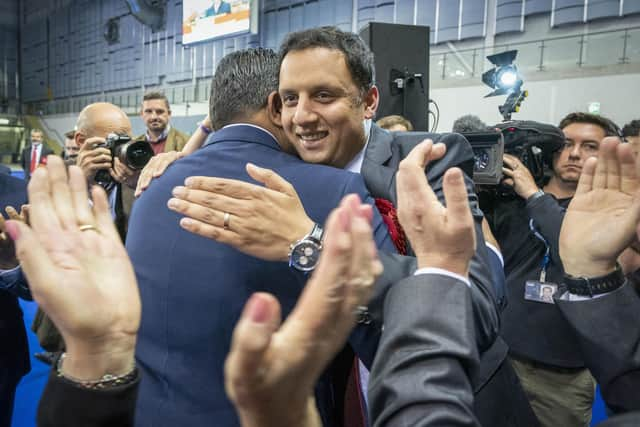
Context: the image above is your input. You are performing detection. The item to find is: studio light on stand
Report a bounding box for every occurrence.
[482,50,528,121]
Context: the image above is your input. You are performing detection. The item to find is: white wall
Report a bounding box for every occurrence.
[430,72,640,131]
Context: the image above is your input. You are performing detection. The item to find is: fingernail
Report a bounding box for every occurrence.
[184,177,193,186]
[244,293,270,323]
[5,221,20,241]
[180,218,193,227]
[167,198,179,209]
[246,162,256,170]
[172,186,186,197]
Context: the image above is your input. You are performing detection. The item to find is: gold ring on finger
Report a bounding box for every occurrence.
[223,212,231,230]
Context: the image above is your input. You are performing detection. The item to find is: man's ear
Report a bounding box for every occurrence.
[363,85,379,120]
[267,91,283,127]
[74,132,85,149]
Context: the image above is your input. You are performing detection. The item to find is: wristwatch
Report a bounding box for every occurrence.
[563,263,625,297]
[288,223,324,272]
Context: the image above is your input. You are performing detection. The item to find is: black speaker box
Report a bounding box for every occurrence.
[359,22,430,131]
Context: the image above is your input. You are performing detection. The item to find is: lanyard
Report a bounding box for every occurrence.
[529,219,550,283]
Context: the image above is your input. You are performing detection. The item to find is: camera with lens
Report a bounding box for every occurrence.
[94,133,154,185]
[464,120,566,192]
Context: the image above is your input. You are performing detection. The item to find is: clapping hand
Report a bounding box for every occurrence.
[396,140,476,277]
[5,156,140,380]
[560,137,640,277]
[225,194,383,427]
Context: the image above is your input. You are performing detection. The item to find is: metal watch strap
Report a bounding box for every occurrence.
[563,264,625,297]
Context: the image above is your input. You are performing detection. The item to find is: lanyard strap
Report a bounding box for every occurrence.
[529,219,550,282]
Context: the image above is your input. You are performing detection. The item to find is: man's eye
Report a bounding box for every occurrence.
[282,95,297,105]
[315,92,333,102]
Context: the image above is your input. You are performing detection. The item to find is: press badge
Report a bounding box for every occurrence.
[525,219,557,304]
[524,280,558,304]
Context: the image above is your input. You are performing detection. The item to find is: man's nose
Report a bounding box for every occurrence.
[292,97,318,126]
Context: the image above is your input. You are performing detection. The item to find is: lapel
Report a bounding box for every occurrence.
[361,124,398,203]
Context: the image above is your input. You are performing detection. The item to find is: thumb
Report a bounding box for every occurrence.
[225,293,282,404]
[246,163,296,196]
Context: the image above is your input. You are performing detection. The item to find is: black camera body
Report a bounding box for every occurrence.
[462,130,504,186]
[466,120,566,211]
[94,133,154,185]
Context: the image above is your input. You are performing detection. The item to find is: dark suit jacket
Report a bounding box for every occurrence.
[38,367,139,427]
[556,282,640,413]
[362,125,505,389]
[21,143,55,180]
[0,174,30,380]
[369,274,480,427]
[127,125,394,427]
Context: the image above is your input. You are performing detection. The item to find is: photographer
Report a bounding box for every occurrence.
[489,112,619,427]
[74,102,146,240]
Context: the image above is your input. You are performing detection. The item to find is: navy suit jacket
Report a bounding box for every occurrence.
[127,125,393,427]
[0,174,30,380]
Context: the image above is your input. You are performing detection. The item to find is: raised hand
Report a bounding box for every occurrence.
[5,156,140,380]
[168,163,314,261]
[225,194,383,427]
[396,140,476,277]
[560,137,640,277]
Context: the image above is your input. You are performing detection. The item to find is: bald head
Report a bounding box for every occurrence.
[75,102,132,147]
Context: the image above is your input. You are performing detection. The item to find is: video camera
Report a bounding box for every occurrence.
[464,120,566,190]
[94,133,154,185]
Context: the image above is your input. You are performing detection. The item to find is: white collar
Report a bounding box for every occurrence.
[344,119,372,174]
[221,123,279,145]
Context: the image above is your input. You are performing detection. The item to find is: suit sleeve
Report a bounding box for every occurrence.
[555,282,640,413]
[38,367,139,427]
[0,266,32,300]
[368,274,480,427]
[526,194,566,266]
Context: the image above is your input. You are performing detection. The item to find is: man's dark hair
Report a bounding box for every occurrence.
[209,48,279,130]
[558,112,619,137]
[278,26,374,99]
[622,119,640,138]
[142,90,170,110]
[452,114,488,133]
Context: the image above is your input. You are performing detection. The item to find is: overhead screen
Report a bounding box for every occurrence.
[182,0,257,45]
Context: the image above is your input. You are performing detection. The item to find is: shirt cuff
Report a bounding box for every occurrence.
[413,267,471,288]
[0,265,21,275]
[485,243,504,268]
[562,292,610,301]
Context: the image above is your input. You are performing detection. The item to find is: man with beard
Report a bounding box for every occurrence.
[490,112,619,427]
[136,91,189,157]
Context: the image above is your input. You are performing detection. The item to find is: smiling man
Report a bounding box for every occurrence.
[137,91,189,156]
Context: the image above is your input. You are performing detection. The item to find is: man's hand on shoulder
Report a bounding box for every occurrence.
[397,140,476,278]
[135,151,185,197]
[168,163,314,261]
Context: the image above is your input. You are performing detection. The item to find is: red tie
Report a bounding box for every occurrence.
[375,198,408,255]
[30,145,38,173]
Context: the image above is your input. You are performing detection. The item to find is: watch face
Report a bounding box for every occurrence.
[291,241,321,272]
